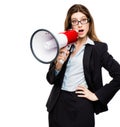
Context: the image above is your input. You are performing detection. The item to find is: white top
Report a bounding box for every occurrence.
[61,37,94,92]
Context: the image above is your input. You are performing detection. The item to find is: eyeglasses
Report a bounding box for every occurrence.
[71,18,90,26]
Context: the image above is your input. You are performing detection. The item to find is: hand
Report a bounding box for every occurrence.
[55,47,69,70]
[75,85,98,101]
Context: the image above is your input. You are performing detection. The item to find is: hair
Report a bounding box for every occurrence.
[64,4,100,42]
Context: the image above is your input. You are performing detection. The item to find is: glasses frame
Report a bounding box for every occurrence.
[71,18,90,26]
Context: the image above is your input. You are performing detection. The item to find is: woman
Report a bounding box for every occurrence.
[46,4,120,127]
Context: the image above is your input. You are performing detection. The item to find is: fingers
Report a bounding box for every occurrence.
[59,47,69,56]
[57,47,69,64]
[59,59,64,64]
[55,47,69,70]
[75,86,86,96]
[57,56,65,64]
[76,85,86,92]
[75,85,98,101]
[59,50,69,57]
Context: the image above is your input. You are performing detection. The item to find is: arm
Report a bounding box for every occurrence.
[75,43,120,103]
[46,47,70,84]
[46,62,57,84]
[95,43,120,105]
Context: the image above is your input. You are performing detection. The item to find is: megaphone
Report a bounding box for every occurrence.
[30,29,78,64]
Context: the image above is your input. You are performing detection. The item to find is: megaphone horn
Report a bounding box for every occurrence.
[30,29,78,64]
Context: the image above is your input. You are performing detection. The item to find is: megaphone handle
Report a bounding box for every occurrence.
[63,44,75,63]
[69,44,75,53]
[57,44,75,65]
[61,44,75,69]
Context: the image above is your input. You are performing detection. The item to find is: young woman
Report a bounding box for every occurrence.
[46,4,120,127]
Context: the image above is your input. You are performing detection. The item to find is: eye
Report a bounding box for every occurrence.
[81,18,88,23]
[71,20,78,24]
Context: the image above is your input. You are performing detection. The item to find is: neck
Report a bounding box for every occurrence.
[75,36,87,46]
[71,36,87,57]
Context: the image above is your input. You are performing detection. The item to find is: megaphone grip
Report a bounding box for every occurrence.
[61,30,78,44]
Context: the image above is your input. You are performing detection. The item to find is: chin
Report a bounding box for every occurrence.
[78,35,86,39]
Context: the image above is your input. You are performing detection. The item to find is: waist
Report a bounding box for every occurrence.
[60,89,77,101]
[61,83,88,92]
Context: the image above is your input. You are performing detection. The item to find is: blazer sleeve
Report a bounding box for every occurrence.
[95,43,120,105]
[46,62,58,84]
[46,60,68,85]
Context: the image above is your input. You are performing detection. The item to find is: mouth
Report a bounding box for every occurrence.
[78,29,84,32]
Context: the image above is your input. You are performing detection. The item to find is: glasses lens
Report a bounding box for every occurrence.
[81,19,88,24]
[71,20,78,25]
[71,18,89,25]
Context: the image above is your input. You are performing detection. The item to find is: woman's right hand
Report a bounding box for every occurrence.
[55,47,69,70]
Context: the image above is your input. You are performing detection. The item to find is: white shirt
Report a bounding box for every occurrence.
[61,37,94,92]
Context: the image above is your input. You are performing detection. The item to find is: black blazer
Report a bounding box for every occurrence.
[46,42,120,114]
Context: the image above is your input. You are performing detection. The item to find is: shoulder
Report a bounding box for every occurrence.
[93,41,108,53]
[94,41,107,48]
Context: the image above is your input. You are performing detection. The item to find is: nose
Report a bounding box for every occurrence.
[78,21,82,27]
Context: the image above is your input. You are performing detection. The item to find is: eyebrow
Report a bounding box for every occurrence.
[71,16,87,20]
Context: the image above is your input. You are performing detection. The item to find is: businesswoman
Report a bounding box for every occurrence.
[46,4,120,127]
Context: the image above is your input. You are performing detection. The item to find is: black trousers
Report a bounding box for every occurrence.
[49,90,95,127]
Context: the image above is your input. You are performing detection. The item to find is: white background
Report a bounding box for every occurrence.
[0,0,120,127]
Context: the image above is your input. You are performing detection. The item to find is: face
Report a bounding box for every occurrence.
[71,12,89,39]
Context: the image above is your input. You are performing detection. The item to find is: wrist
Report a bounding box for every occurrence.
[93,93,99,101]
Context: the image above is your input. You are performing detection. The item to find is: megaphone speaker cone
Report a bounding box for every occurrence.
[30,29,78,64]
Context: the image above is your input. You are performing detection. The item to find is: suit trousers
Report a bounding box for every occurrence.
[49,90,95,127]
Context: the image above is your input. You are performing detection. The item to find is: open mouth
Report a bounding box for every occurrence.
[78,29,84,32]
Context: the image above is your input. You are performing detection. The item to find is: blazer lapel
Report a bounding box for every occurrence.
[83,44,93,70]
[83,44,93,88]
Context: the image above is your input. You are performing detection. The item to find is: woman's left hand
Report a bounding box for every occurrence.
[75,85,98,101]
